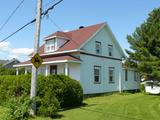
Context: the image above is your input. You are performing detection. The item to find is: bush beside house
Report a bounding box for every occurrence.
[0,75,83,119]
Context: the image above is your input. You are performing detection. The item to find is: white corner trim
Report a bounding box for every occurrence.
[79,23,106,49]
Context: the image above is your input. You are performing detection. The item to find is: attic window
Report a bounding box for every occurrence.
[95,41,101,54]
[45,39,56,52]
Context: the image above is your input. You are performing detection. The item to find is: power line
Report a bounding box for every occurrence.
[0,0,25,32]
[48,16,64,31]
[48,16,81,46]
[0,19,36,43]
[43,0,63,16]
[43,0,56,8]
[0,0,63,44]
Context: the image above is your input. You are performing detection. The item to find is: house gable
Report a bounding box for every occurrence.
[29,23,105,57]
[80,23,125,59]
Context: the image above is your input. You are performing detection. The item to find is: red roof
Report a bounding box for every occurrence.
[44,31,71,40]
[30,23,105,56]
[16,55,81,66]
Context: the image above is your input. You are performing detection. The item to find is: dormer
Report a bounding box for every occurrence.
[44,31,70,53]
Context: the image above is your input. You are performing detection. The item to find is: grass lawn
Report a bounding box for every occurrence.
[0,93,160,120]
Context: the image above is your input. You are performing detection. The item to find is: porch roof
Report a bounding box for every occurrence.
[14,55,81,67]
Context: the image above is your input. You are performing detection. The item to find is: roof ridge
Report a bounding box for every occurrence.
[44,22,105,39]
[66,22,105,33]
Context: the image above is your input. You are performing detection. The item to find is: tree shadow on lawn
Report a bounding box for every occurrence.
[53,103,94,119]
[59,102,97,111]
[54,103,100,119]
[52,114,64,119]
[58,101,102,113]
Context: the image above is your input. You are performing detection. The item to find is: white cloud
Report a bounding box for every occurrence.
[63,30,69,32]
[0,41,33,61]
[0,41,11,51]
[11,48,33,55]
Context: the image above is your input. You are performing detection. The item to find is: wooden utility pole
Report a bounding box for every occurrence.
[30,0,42,115]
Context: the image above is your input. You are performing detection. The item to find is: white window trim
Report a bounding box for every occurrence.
[94,66,101,84]
[108,45,113,57]
[108,67,115,83]
[45,39,57,53]
[95,41,102,55]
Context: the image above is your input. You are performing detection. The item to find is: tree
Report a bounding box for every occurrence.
[126,8,160,81]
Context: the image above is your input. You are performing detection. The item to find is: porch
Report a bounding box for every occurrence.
[14,55,81,81]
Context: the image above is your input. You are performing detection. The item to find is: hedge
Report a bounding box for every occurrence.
[0,75,83,117]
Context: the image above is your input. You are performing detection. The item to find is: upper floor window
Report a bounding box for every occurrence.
[109,67,115,83]
[95,41,101,54]
[108,45,113,57]
[94,66,101,84]
[45,39,56,52]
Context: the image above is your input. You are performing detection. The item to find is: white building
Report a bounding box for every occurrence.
[14,22,140,94]
[144,81,160,94]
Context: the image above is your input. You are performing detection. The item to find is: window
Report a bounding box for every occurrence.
[94,66,101,83]
[134,71,138,81]
[45,39,56,52]
[125,69,128,81]
[108,67,115,83]
[50,65,57,74]
[95,41,101,54]
[108,45,113,57]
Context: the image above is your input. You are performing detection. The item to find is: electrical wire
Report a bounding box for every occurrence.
[0,19,36,43]
[48,16,64,31]
[0,0,25,32]
[43,0,56,8]
[48,16,81,46]
[0,0,63,44]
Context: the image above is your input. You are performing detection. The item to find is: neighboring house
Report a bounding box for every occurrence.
[14,22,140,94]
[0,58,20,69]
[0,60,9,65]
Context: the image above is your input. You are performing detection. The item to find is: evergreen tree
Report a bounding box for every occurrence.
[126,8,160,81]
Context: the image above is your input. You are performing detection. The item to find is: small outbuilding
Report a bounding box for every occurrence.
[144,80,160,94]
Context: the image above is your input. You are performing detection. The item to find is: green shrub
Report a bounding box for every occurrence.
[0,75,31,104]
[55,75,83,108]
[37,75,83,108]
[140,84,145,93]
[36,95,60,117]
[6,96,31,120]
[0,64,16,75]
[0,74,83,117]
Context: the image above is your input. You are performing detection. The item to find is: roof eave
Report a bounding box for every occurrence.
[44,36,70,41]
[13,59,81,67]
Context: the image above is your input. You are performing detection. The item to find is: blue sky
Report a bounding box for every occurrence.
[0,0,160,61]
